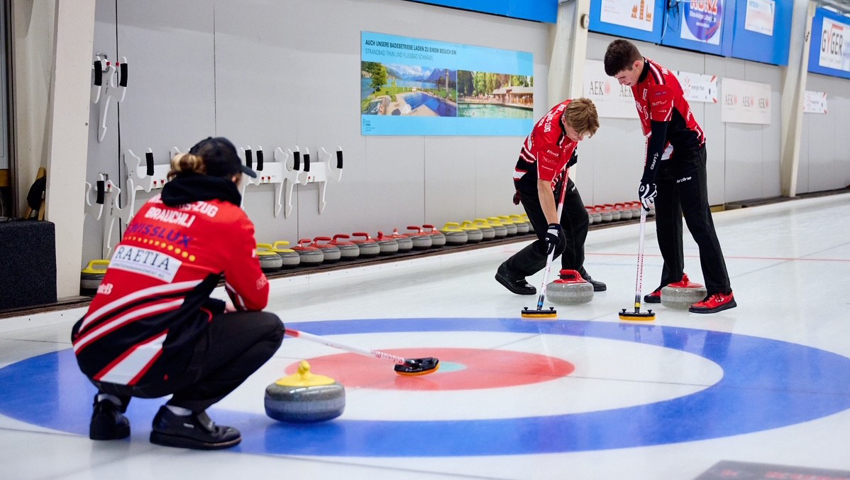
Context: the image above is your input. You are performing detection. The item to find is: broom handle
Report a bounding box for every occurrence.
[284,328,408,366]
[535,169,570,310]
[633,209,648,312]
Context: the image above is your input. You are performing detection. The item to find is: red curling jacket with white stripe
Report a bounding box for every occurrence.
[72,176,268,387]
[632,57,705,174]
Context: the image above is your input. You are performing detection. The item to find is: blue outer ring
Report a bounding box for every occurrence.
[2,318,850,457]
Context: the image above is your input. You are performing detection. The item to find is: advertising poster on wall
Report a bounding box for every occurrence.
[818,17,850,73]
[680,0,724,46]
[583,60,637,119]
[804,91,828,114]
[720,78,771,124]
[361,32,534,136]
[675,71,718,103]
[744,0,775,36]
[600,0,655,32]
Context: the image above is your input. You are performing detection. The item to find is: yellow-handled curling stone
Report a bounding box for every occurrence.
[256,243,283,272]
[265,361,345,423]
[80,259,110,294]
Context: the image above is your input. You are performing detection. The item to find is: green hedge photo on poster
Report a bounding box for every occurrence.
[361,31,534,136]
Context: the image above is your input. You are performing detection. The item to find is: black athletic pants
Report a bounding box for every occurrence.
[505,178,590,279]
[654,145,731,295]
[95,311,284,413]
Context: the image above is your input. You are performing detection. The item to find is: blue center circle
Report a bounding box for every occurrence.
[1,318,850,457]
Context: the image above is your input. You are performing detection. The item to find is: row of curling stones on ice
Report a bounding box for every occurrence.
[440,215,532,245]
[254,225,449,274]
[585,202,653,225]
[265,329,440,423]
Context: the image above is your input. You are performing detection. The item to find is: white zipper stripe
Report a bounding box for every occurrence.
[95,332,168,385]
[80,280,201,331]
[74,299,184,353]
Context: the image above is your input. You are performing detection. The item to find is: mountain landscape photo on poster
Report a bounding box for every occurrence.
[360,31,534,135]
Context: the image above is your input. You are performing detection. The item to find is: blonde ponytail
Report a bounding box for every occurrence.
[167,153,207,180]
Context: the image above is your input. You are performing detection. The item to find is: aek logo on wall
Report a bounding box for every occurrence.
[583,60,637,119]
[819,17,850,73]
[721,78,771,125]
[682,0,723,46]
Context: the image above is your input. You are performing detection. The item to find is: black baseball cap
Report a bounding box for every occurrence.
[189,137,257,178]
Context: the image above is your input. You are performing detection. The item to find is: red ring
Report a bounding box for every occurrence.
[285,348,575,391]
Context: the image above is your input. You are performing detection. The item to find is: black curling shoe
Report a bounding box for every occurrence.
[583,275,607,292]
[90,398,130,440]
[150,406,241,450]
[495,263,536,295]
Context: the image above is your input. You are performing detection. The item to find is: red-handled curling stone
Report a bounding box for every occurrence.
[547,269,594,305]
[313,237,342,263]
[405,226,434,249]
[661,273,708,309]
[329,234,360,260]
[292,238,324,265]
[422,224,447,247]
[351,232,381,258]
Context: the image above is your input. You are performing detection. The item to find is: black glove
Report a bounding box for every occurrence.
[544,223,563,255]
[638,182,657,211]
[512,190,521,206]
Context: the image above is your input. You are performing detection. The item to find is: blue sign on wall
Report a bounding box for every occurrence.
[404,0,558,24]
[361,32,535,136]
[661,0,735,57]
[808,7,850,80]
[589,0,665,44]
[731,0,793,66]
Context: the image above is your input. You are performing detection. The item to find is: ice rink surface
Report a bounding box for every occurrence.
[1,194,849,479]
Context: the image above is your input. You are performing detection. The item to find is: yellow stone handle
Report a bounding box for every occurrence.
[274,361,336,387]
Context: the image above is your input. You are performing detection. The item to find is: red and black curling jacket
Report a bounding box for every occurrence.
[513,99,579,195]
[71,175,269,387]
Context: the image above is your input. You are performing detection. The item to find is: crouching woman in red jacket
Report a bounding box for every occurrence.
[72,137,284,450]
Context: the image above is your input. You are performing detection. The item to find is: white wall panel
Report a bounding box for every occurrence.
[474,137,523,220]
[357,137,425,234]
[585,119,644,205]
[806,109,836,193]
[724,124,763,202]
[799,119,811,194]
[746,61,782,199]
[835,93,850,188]
[802,74,850,194]
[704,55,727,205]
[424,138,476,226]
[116,0,216,153]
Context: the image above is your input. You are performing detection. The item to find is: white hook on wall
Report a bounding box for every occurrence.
[94,55,128,142]
[83,172,108,221]
[272,146,308,217]
[303,146,344,214]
